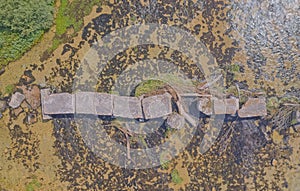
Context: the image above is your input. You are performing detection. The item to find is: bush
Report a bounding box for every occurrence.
[0,0,54,66]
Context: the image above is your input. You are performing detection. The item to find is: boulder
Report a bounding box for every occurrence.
[113,96,143,119]
[9,92,25,109]
[166,113,185,129]
[142,93,172,119]
[238,97,267,118]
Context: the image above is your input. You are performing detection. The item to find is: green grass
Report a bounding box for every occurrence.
[4,84,15,95]
[171,169,183,184]
[229,63,240,73]
[0,30,43,67]
[25,179,41,191]
[48,0,103,53]
[134,80,166,97]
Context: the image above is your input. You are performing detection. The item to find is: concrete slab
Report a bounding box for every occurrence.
[142,93,172,119]
[238,97,267,118]
[75,92,97,115]
[40,89,52,119]
[43,93,75,115]
[113,96,143,119]
[213,97,239,115]
[94,93,113,116]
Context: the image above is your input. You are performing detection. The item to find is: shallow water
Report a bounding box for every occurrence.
[0,0,299,190]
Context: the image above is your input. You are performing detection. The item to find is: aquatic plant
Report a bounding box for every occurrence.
[171,169,183,184]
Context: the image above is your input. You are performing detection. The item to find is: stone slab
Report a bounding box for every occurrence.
[142,93,172,119]
[75,92,97,115]
[9,92,25,109]
[113,96,143,118]
[43,93,75,115]
[238,97,267,118]
[95,93,113,116]
[213,97,239,115]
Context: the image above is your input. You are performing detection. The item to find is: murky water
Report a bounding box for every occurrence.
[0,0,299,190]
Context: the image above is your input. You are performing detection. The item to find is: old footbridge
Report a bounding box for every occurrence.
[41,89,267,128]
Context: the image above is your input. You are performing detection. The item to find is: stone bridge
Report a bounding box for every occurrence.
[41,89,267,127]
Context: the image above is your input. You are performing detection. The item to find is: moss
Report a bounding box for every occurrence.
[229,64,240,73]
[171,169,183,184]
[267,96,279,113]
[4,84,15,95]
[25,179,41,191]
[134,80,166,97]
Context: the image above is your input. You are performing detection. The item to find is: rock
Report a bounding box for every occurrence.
[113,96,143,118]
[238,97,267,118]
[197,98,212,115]
[20,85,41,110]
[13,107,24,117]
[0,67,5,76]
[8,92,25,109]
[0,113,2,119]
[0,100,7,111]
[142,93,173,119]
[25,113,37,124]
[75,92,113,115]
[213,97,239,115]
[166,113,185,129]
[43,93,75,115]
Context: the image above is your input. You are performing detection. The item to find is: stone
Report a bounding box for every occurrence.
[213,97,239,115]
[75,92,97,115]
[166,113,185,129]
[197,97,212,115]
[43,93,75,115]
[113,96,143,119]
[25,112,38,124]
[40,89,52,119]
[0,100,7,111]
[142,93,172,119]
[13,107,24,117]
[20,85,41,110]
[238,97,267,118]
[95,93,114,116]
[9,92,25,109]
[75,92,113,115]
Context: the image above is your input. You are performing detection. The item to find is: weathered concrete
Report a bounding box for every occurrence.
[44,93,75,115]
[113,96,143,118]
[9,92,25,109]
[166,113,185,129]
[197,98,212,115]
[142,93,172,119]
[238,97,267,118]
[75,92,97,115]
[41,89,52,119]
[213,97,239,115]
[95,93,114,116]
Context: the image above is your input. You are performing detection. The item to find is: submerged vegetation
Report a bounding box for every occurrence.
[46,0,104,56]
[0,0,54,67]
[134,80,166,96]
